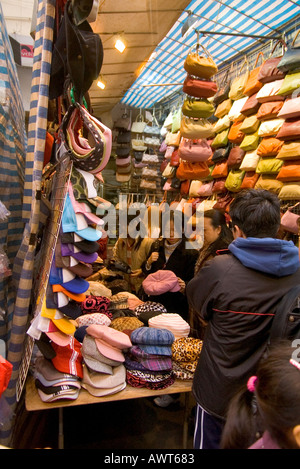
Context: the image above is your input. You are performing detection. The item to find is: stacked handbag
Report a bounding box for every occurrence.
[131,111,162,191]
[115,120,132,185]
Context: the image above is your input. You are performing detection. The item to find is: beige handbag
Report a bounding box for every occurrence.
[215,99,232,119]
[239,115,260,134]
[180,116,215,139]
[239,150,260,171]
[258,118,285,137]
[228,57,250,101]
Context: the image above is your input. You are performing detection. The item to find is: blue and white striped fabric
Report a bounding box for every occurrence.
[121,0,300,109]
[0,0,55,447]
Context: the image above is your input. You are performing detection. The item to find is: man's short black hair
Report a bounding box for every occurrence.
[229,189,281,238]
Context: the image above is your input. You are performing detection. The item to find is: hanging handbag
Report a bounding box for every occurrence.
[165,145,176,159]
[239,150,260,171]
[116,155,131,167]
[189,180,203,197]
[212,178,227,194]
[240,93,261,116]
[278,97,300,119]
[225,169,245,192]
[239,131,260,152]
[256,157,283,174]
[256,80,285,103]
[211,160,229,179]
[182,97,215,118]
[183,75,218,98]
[228,97,248,121]
[141,167,159,179]
[212,146,230,163]
[277,31,300,74]
[117,130,131,144]
[256,101,284,121]
[131,113,146,133]
[280,202,300,233]
[214,68,231,106]
[176,160,210,180]
[257,40,287,83]
[170,149,180,167]
[258,118,285,138]
[180,179,191,197]
[140,179,157,190]
[142,153,160,164]
[115,110,131,131]
[178,138,212,162]
[184,43,218,79]
[239,115,260,134]
[257,137,284,157]
[276,161,300,182]
[162,162,176,178]
[227,146,246,169]
[213,191,233,211]
[180,116,215,139]
[131,138,147,151]
[243,52,265,96]
[215,98,232,119]
[228,121,245,144]
[277,140,300,160]
[116,145,131,157]
[276,71,300,96]
[165,131,181,146]
[240,171,259,189]
[213,114,231,134]
[171,108,182,133]
[228,57,250,101]
[211,129,229,149]
[276,118,300,141]
[197,180,214,197]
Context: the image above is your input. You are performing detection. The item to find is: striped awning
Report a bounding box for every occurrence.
[121,0,300,109]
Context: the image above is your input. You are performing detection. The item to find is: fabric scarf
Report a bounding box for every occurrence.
[164,239,181,262]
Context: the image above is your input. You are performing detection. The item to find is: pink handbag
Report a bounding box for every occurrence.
[278,97,300,119]
[178,138,212,162]
[280,203,300,234]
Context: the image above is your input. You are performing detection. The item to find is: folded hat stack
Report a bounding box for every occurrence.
[125,327,175,390]
[81,324,132,396]
[34,356,81,402]
[171,337,203,380]
[148,313,190,339]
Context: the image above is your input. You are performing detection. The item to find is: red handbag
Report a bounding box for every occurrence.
[170,149,180,167]
[257,40,287,83]
[183,75,218,98]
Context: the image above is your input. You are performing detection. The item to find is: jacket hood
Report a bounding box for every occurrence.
[228,237,300,277]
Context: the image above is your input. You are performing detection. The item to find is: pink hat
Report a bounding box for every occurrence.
[45,320,73,346]
[86,325,132,362]
[68,182,104,226]
[142,270,181,296]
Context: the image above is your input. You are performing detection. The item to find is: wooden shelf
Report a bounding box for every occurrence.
[25,375,193,411]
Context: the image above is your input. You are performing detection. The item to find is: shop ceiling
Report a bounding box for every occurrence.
[89,0,300,115]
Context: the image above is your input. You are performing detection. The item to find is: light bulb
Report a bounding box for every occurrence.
[115,37,126,53]
[97,78,106,89]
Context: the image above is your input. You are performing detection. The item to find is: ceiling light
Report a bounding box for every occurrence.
[97,76,106,89]
[115,36,126,53]
[181,11,198,37]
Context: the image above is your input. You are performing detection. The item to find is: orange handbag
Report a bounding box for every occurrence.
[211,160,229,179]
[228,121,245,144]
[256,101,284,121]
[240,171,259,189]
[243,52,265,96]
[176,160,210,180]
[257,137,284,157]
[276,160,300,181]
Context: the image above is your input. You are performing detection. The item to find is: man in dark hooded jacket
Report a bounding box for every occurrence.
[186,189,300,449]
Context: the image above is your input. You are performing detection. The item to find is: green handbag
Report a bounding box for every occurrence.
[171,108,182,133]
[182,97,215,118]
[225,169,245,192]
[211,128,229,149]
[239,131,260,151]
[256,157,283,174]
[277,71,300,96]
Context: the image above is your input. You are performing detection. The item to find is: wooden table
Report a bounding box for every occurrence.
[25,376,193,449]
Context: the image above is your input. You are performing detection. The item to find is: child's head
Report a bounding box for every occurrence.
[254,342,300,449]
[221,341,300,449]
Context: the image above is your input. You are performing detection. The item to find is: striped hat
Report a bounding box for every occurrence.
[148,313,190,339]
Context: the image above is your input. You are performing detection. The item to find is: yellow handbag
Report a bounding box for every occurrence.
[229,57,250,101]
[215,99,232,119]
[184,43,218,79]
[180,116,215,139]
[239,115,260,134]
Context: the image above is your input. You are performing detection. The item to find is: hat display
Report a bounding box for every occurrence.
[45,283,82,319]
[61,193,102,242]
[127,346,172,372]
[76,312,111,328]
[45,320,74,346]
[51,336,83,378]
[52,284,87,303]
[109,316,144,332]
[49,258,90,294]
[142,270,181,295]
[148,313,190,339]
[60,242,98,264]
[171,337,203,378]
[86,324,132,363]
[82,363,126,393]
[60,231,100,253]
[80,295,111,315]
[68,182,104,226]
[74,325,88,343]
[41,297,76,335]
[82,334,122,368]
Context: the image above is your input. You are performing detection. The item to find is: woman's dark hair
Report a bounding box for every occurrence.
[229,189,281,238]
[221,341,300,449]
[204,209,233,245]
